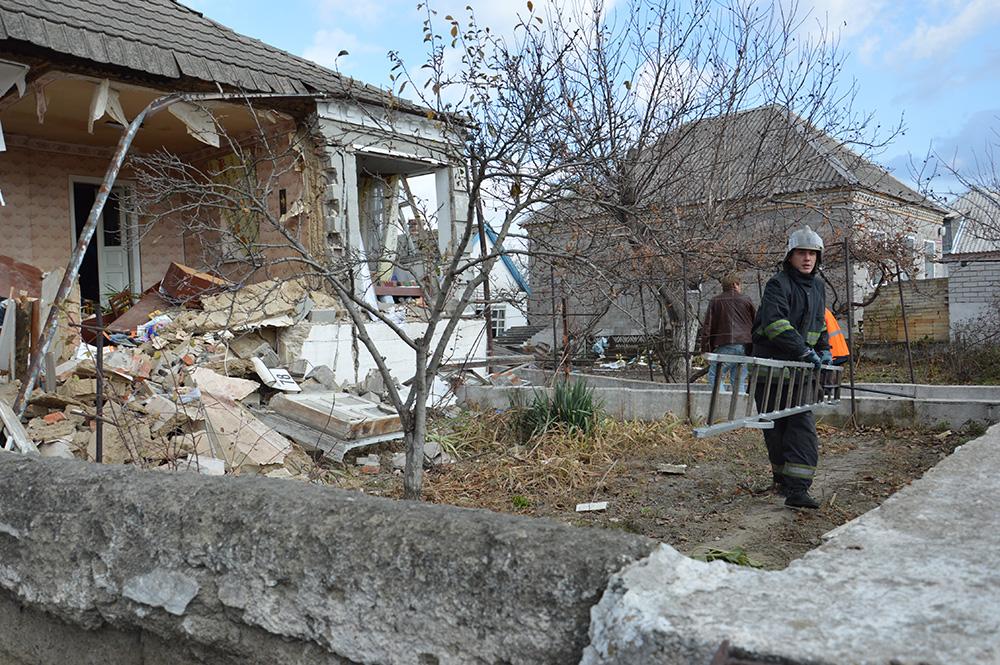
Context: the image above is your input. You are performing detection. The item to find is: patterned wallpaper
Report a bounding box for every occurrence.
[0,145,186,290]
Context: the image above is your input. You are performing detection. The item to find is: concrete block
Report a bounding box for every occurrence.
[306,364,339,390]
[307,308,341,324]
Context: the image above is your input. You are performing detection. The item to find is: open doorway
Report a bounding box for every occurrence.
[70,181,140,308]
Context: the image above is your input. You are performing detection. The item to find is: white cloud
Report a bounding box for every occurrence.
[897,0,1000,60]
[314,0,386,25]
[301,28,377,74]
[799,0,889,41]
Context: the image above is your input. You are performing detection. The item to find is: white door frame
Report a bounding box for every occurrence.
[68,176,142,299]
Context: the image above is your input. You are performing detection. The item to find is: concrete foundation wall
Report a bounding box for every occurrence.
[461,371,1000,430]
[0,453,655,665]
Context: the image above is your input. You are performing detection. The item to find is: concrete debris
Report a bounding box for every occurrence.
[270,392,401,441]
[7,259,489,482]
[355,453,380,474]
[305,364,339,391]
[391,451,406,471]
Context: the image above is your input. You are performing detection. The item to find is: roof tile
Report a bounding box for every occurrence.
[0,0,369,98]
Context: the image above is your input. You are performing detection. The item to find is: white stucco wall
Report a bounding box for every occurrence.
[294,318,488,386]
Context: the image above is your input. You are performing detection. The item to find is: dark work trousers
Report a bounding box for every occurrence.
[753,378,819,493]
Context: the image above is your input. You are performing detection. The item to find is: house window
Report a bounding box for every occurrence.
[490,305,506,338]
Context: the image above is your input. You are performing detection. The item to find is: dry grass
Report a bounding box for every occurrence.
[421,408,741,514]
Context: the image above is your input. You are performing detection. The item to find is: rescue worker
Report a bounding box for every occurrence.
[824,308,850,365]
[751,226,831,510]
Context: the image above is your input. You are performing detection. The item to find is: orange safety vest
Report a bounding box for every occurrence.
[825,309,849,359]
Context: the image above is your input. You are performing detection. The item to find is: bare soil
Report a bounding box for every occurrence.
[328,419,970,570]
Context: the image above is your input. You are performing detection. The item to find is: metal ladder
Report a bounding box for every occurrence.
[694,352,843,438]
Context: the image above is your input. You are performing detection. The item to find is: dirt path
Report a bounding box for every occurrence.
[330,416,971,571]
[559,427,964,569]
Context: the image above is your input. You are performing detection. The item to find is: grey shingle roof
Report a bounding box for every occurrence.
[651,105,944,212]
[0,0,380,98]
[947,190,1000,256]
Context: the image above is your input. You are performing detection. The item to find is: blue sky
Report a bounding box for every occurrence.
[184,0,1000,196]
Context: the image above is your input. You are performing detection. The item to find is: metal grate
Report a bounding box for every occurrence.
[694,353,843,438]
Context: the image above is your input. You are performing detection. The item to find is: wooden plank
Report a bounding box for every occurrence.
[0,400,36,453]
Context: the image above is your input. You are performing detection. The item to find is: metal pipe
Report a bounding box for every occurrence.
[681,251,691,423]
[12,96,172,417]
[475,199,493,374]
[843,240,858,421]
[895,263,917,385]
[94,304,104,463]
[549,264,558,376]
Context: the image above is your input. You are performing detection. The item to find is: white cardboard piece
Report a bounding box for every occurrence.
[252,357,301,392]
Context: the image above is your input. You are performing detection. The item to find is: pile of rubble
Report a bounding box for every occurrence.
[3,263,417,478]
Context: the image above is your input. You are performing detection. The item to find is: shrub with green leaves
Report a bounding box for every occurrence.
[514,380,601,438]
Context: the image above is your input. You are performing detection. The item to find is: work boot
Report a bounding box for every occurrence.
[784,492,820,510]
[771,473,789,497]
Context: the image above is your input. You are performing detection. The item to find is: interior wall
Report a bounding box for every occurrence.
[0,144,185,290]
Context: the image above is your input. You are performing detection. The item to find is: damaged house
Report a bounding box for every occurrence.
[0,0,485,470]
[527,105,949,347]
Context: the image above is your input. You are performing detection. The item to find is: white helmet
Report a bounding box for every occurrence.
[787,225,824,261]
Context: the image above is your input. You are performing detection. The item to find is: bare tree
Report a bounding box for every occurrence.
[129,0,919,498]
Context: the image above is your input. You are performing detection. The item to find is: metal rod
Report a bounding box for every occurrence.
[549,264,558,376]
[94,304,104,464]
[475,199,493,375]
[638,285,654,382]
[895,262,916,385]
[843,240,858,421]
[681,251,691,423]
[762,366,774,412]
[726,366,740,421]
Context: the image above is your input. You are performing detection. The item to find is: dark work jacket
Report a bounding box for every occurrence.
[751,265,830,361]
[698,289,756,353]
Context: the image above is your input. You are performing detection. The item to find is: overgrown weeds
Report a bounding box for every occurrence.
[512,381,601,439]
[420,407,729,514]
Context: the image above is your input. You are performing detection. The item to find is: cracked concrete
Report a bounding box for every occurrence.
[0,453,654,664]
[581,423,1000,665]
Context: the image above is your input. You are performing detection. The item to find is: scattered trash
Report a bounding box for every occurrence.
[656,464,688,475]
[575,501,609,512]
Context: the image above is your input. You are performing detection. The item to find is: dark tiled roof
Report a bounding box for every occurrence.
[947,190,1000,255]
[0,0,380,98]
[651,105,943,212]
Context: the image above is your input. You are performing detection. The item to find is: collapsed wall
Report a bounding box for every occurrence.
[0,453,655,665]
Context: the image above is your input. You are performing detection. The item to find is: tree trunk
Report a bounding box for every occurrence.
[402,350,429,500]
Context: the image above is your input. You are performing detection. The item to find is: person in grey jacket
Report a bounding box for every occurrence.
[751,226,831,510]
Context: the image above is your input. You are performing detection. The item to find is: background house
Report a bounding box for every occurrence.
[527,105,948,347]
[943,190,1000,339]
